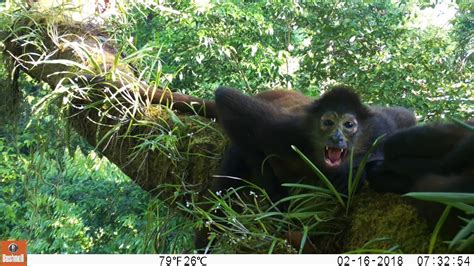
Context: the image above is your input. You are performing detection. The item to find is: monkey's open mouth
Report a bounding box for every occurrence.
[324,147,347,167]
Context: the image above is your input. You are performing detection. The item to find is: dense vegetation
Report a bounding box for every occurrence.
[0,0,472,253]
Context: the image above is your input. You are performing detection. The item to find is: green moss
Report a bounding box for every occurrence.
[345,188,446,253]
[131,106,227,201]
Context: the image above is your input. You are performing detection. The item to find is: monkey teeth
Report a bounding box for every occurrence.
[324,146,347,168]
[325,147,344,153]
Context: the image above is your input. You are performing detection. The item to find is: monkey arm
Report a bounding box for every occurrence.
[383,124,462,160]
[143,87,217,118]
[370,120,473,177]
[441,133,474,173]
[369,122,474,194]
[214,87,310,155]
[214,87,274,147]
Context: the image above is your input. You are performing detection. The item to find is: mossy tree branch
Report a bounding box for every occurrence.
[3,15,226,200]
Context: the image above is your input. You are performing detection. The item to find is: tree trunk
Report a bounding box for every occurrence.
[3,15,225,201]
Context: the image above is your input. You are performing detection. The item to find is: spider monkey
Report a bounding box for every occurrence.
[147,86,415,195]
[144,88,218,118]
[368,121,474,194]
[212,86,416,199]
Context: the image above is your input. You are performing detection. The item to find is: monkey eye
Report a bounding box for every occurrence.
[322,119,335,127]
[344,121,355,129]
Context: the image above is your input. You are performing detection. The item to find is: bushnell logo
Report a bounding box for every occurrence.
[1,240,27,266]
[7,244,18,254]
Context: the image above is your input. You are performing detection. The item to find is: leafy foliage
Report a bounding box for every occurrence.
[111,1,471,120]
[0,84,167,253]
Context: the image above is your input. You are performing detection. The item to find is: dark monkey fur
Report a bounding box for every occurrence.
[369,121,474,194]
[212,86,416,199]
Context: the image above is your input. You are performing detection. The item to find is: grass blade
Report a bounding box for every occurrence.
[291,145,345,208]
[429,205,451,254]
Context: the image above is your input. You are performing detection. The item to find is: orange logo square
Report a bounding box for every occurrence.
[0,241,27,266]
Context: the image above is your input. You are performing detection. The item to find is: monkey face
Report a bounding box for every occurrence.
[318,112,358,169]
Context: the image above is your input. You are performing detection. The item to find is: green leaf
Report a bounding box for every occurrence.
[450,219,474,249]
[291,145,346,208]
[404,192,474,205]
